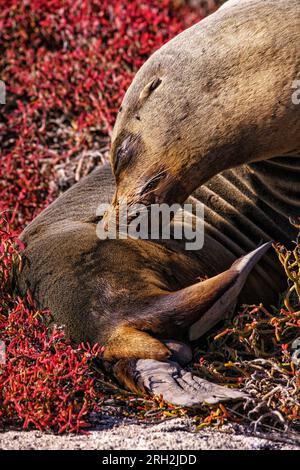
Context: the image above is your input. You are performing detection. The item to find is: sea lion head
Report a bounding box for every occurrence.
[106,55,249,226]
[106,56,200,227]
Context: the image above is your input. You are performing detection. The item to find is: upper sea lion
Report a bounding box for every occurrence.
[105,0,300,245]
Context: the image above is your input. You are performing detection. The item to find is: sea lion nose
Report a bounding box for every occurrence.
[102,202,121,233]
[98,204,113,232]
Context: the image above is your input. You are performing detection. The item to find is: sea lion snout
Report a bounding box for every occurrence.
[103,168,190,232]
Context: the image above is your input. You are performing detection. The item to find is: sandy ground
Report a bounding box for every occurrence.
[1,417,299,450]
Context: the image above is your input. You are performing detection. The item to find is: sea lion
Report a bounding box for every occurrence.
[16,164,274,407]
[105,0,300,258]
[15,0,299,407]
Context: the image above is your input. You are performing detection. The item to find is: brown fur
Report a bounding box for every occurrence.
[103,326,171,362]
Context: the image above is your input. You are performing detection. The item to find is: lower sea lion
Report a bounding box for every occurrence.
[16,164,275,407]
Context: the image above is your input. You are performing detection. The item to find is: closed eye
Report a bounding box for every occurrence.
[114,137,132,175]
[114,146,124,174]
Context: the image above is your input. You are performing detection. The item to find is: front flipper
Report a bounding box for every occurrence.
[113,358,246,407]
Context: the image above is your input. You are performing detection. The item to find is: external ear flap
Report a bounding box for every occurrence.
[139,77,162,101]
[148,242,272,341]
